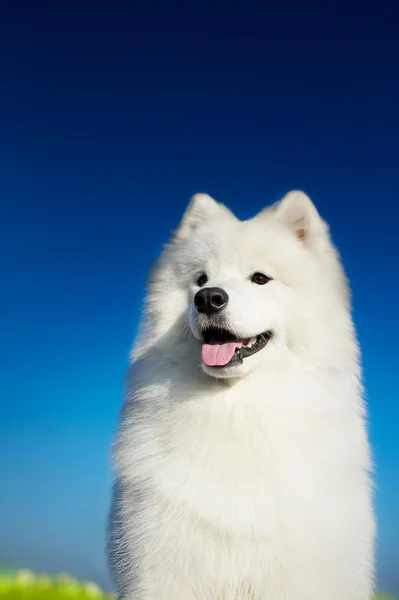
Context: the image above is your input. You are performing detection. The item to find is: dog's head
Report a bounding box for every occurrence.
[139,192,351,380]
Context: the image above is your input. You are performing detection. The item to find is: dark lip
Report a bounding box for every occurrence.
[200,327,273,368]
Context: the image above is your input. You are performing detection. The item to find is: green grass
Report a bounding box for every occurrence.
[0,569,395,599]
[0,569,116,599]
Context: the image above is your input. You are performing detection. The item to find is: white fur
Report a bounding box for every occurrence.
[108,191,376,599]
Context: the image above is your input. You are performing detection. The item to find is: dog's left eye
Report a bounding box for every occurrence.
[250,272,272,285]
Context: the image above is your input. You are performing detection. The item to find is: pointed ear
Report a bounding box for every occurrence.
[173,193,233,241]
[274,191,327,246]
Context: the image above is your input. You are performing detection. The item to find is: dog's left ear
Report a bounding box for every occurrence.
[173,193,235,241]
[274,191,328,247]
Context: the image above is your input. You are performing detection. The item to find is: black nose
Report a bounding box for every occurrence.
[194,287,229,315]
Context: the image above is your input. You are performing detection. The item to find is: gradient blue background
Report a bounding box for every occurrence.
[1,1,398,595]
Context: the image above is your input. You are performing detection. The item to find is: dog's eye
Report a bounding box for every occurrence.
[197,273,208,287]
[250,272,272,285]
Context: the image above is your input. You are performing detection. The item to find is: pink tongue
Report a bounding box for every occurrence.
[202,341,243,366]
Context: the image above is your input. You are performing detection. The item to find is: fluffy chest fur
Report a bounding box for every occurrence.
[123,368,366,533]
[112,361,373,599]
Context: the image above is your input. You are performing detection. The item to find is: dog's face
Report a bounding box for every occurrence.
[146,192,349,380]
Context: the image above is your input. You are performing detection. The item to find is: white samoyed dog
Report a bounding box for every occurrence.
[108,191,375,600]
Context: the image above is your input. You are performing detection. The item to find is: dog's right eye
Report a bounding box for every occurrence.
[197,274,208,287]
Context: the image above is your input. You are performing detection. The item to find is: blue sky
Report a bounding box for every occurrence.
[0,1,398,594]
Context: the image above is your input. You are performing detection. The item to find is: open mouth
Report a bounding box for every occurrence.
[200,327,272,367]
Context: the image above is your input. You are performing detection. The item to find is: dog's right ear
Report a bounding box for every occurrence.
[173,193,233,241]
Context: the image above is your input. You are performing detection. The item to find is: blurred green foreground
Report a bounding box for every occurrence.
[0,569,115,599]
